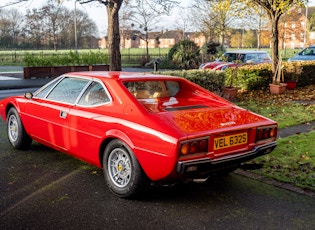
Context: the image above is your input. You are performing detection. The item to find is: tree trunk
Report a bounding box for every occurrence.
[269,14,280,74]
[106,1,122,71]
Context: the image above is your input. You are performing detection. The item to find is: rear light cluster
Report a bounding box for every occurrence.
[180,137,209,156]
[256,126,277,143]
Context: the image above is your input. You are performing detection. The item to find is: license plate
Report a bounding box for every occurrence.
[214,133,248,150]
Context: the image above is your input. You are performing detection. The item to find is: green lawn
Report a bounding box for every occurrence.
[236,87,315,192]
[249,131,315,192]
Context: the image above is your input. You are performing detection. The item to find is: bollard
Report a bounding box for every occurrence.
[153,60,159,72]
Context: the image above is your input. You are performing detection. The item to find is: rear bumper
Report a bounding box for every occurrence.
[176,142,277,175]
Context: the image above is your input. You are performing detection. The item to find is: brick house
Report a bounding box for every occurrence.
[278,7,308,49]
[185,32,207,47]
[98,36,108,49]
[139,32,163,49]
[120,30,141,48]
[278,6,315,49]
[156,30,184,48]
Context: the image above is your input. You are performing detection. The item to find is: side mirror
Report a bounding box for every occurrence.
[24,92,33,99]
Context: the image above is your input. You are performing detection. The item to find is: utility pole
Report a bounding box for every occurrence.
[74,0,78,53]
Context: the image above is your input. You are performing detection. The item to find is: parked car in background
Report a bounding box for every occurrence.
[0,72,278,198]
[288,46,315,62]
[200,50,272,70]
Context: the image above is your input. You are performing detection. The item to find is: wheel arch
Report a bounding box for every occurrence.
[5,103,18,119]
[99,129,135,168]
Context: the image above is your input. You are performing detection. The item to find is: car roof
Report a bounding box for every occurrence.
[64,71,181,81]
[225,50,268,54]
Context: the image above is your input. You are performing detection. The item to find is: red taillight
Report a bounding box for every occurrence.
[199,139,208,152]
[180,138,209,156]
[190,142,199,153]
[256,126,277,143]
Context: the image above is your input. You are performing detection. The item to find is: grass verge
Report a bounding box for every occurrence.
[249,131,315,192]
[236,86,315,192]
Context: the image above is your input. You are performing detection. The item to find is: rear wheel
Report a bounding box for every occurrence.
[7,107,32,150]
[103,139,149,198]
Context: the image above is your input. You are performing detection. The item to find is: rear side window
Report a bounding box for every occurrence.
[46,77,89,104]
[78,81,111,106]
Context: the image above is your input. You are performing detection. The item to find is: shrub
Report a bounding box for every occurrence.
[284,61,315,87]
[225,63,272,91]
[157,69,225,92]
[167,40,201,69]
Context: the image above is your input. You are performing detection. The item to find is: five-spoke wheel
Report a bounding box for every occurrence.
[7,107,32,150]
[103,139,149,198]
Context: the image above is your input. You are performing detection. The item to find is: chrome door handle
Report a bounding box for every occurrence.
[60,111,67,118]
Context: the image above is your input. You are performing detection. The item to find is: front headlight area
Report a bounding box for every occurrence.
[255,125,277,144]
[179,137,209,157]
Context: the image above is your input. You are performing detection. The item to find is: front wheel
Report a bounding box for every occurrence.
[103,140,149,198]
[7,107,32,150]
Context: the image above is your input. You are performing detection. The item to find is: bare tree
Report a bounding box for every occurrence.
[8,9,24,47]
[0,8,24,48]
[75,0,178,71]
[174,8,193,37]
[41,1,64,51]
[24,8,45,49]
[128,0,167,60]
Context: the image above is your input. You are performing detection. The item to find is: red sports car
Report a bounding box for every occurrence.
[0,72,277,198]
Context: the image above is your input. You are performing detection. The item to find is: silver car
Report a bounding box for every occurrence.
[288,46,315,62]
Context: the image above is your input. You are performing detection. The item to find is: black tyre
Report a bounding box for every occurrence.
[103,139,149,198]
[7,107,32,150]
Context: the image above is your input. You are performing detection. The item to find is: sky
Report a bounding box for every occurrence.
[1,0,315,37]
[0,0,191,37]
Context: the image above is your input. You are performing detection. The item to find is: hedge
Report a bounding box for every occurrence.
[157,69,225,93]
[224,61,315,91]
[24,51,109,67]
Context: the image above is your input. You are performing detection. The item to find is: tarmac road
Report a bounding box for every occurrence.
[1,67,315,229]
[0,119,315,230]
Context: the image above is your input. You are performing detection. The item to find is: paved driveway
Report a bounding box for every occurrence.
[1,117,315,230]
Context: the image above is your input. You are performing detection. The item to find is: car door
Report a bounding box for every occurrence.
[24,77,90,150]
[63,80,112,165]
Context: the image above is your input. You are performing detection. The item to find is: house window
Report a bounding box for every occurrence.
[292,23,296,29]
[291,34,296,40]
